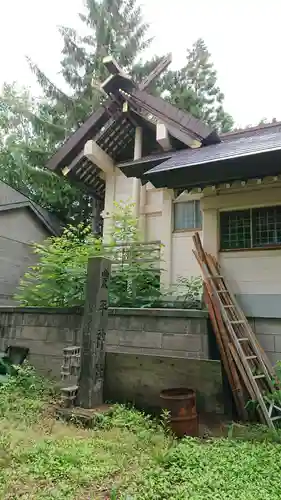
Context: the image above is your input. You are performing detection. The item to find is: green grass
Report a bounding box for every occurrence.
[1,366,281,499]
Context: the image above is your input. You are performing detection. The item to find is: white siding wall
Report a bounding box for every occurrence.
[220,250,281,295]
[202,183,281,296]
[103,169,202,286]
[172,231,202,283]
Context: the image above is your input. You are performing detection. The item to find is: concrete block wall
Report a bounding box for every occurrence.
[0,307,209,378]
[0,306,221,413]
[0,307,82,378]
[251,318,281,366]
[107,308,209,359]
[2,306,280,414]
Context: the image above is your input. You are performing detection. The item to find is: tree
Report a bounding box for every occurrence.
[0,83,93,224]
[15,202,161,308]
[162,38,234,132]
[0,0,157,225]
[29,0,153,132]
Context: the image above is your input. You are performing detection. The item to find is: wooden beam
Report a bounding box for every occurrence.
[156,122,172,151]
[61,151,84,177]
[103,55,124,76]
[127,88,216,144]
[139,53,172,90]
[84,140,114,174]
[166,122,202,148]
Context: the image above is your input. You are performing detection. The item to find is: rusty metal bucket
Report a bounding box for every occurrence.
[160,388,198,437]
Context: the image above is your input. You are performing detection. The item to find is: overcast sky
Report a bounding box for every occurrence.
[1,0,280,127]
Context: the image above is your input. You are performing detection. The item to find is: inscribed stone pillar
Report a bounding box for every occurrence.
[77,257,111,408]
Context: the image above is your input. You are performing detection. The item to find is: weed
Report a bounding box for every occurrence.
[1,369,281,499]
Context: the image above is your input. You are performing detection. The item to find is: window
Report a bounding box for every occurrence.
[174,201,202,231]
[220,206,281,250]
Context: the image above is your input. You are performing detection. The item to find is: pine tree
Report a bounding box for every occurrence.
[0,84,92,224]
[163,38,234,133]
[29,0,153,131]
[0,0,155,225]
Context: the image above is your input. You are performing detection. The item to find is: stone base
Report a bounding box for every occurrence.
[56,404,113,426]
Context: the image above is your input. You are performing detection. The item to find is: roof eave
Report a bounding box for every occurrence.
[145,148,281,190]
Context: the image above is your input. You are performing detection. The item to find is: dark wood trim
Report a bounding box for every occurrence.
[129,88,219,144]
[173,228,202,234]
[220,246,281,253]
[47,103,113,172]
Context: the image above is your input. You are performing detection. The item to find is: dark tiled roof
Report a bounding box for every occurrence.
[0,180,62,236]
[221,121,281,141]
[145,131,281,176]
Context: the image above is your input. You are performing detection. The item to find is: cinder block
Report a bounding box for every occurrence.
[13,339,66,357]
[254,319,281,335]
[0,325,18,340]
[274,335,281,353]
[21,326,48,341]
[0,313,24,327]
[45,327,75,343]
[107,316,116,330]
[186,319,208,335]
[144,317,187,334]
[267,352,281,366]
[119,330,162,349]
[105,344,205,359]
[201,334,210,358]
[114,315,144,332]
[162,334,202,353]
[256,334,275,353]
[106,330,120,346]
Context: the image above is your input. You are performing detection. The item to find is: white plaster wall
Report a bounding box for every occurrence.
[171,231,202,283]
[202,183,281,295]
[103,170,203,286]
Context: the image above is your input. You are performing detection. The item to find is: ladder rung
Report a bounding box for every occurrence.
[218,290,229,293]
[210,275,224,279]
[238,338,249,342]
[230,320,245,324]
[224,305,235,308]
[245,355,257,360]
[253,374,265,380]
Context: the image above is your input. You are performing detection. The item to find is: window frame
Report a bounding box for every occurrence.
[220,204,281,251]
[173,200,202,232]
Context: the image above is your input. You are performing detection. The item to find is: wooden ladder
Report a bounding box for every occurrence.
[193,232,281,429]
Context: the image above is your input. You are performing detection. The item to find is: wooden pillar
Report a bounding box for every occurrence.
[77,257,111,408]
[132,127,142,218]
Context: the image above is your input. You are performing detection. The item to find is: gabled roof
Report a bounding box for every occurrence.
[46,56,219,199]
[143,130,281,190]
[0,181,61,236]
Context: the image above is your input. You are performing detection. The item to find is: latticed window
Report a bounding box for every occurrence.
[220,206,281,250]
[174,201,202,230]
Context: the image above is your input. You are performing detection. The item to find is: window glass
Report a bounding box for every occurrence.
[220,210,251,250]
[174,201,202,230]
[220,205,281,250]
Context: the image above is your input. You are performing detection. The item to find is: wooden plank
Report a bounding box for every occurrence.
[139,53,172,91]
[204,284,247,420]
[103,55,125,76]
[47,104,114,172]
[194,249,247,420]
[211,255,274,380]
[192,232,280,427]
[129,88,217,143]
[229,343,265,424]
